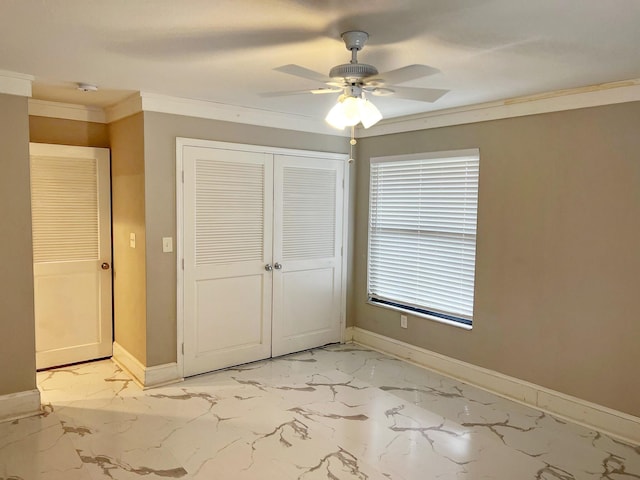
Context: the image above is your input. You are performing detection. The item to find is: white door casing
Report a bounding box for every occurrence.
[30,143,112,370]
[177,139,348,377]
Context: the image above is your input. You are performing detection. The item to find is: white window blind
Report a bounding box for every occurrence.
[368,149,479,326]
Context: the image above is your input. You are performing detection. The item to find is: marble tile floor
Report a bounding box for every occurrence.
[1,344,639,480]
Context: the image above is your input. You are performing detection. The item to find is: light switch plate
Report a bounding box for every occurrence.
[162,237,173,253]
[400,314,408,329]
[129,232,136,248]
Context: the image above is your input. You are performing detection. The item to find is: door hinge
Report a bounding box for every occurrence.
[181,258,184,270]
[341,246,343,257]
[181,343,184,355]
[182,170,184,183]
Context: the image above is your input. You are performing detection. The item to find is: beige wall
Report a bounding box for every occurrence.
[0,94,36,395]
[142,112,350,366]
[110,113,147,364]
[30,116,109,148]
[353,101,640,417]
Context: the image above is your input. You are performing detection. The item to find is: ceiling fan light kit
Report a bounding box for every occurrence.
[325,94,382,129]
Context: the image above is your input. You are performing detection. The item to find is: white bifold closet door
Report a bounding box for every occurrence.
[271,155,343,357]
[182,145,343,377]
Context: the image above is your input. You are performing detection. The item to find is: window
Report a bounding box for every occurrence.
[367,149,479,327]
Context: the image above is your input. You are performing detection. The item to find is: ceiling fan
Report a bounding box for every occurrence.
[264,30,449,129]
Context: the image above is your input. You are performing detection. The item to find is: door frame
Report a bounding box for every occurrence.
[175,138,350,378]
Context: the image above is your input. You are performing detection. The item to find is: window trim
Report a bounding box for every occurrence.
[367,148,479,329]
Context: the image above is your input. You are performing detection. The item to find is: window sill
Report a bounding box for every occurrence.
[366,299,473,331]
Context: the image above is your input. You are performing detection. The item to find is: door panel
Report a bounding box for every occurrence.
[30,144,112,370]
[183,146,273,376]
[272,155,344,357]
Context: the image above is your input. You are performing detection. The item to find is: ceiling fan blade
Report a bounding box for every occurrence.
[274,64,333,84]
[366,64,440,86]
[260,87,340,98]
[372,86,449,103]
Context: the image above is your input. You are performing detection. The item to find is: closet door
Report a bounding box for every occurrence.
[271,155,344,357]
[183,146,273,376]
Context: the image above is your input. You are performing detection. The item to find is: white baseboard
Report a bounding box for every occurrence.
[344,326,355,342]
[112,342,182,389]
[0,389,41,423]
[351,327,640,446]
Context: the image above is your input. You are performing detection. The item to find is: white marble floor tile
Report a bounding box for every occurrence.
[0,344,635,479]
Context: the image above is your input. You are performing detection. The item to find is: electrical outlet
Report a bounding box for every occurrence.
[400,314,408,329]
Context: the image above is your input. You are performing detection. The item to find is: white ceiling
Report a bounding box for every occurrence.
[2,0,640,122]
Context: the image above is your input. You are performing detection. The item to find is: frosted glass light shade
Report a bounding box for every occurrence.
[357,98,382,129]
[325,94,382,130]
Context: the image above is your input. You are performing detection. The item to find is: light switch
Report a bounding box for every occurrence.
[129,232,136,248]
[162,237,173,253]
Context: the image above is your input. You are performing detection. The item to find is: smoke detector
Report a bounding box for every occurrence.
[77,83,98,92]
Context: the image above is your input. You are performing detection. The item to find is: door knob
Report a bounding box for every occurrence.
[101,262,110,270]
[274,263,282,270]
[264,264,273,271]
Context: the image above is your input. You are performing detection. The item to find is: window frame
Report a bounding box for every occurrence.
[366,148,480,330]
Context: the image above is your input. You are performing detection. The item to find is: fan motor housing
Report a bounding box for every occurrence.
[330,63,378,81]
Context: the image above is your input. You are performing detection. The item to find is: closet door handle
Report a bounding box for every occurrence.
[274,263,282,270]
[264,264,273,272]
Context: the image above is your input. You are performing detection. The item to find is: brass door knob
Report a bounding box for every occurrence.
[101,262,110,270]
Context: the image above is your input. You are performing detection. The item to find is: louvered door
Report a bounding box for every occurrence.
[183,146,273,376]
[271,155,344,357]
[30,144,112,369]
[181,144,346,376]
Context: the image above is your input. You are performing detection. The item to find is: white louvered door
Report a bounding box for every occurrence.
[30,144,112,370]
[183,146,273,376]
[272,155,343,357]
[181,144,345,376]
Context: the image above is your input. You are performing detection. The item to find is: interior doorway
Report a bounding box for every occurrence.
[29,143,113,370]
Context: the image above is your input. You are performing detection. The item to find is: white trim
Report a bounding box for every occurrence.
[112,342,145,388]
[104,78,640,134]
[351,327,640,445]
[28,99,106,123]
[112,342,182,389]
[343,326,355,342]
[141,92,347,136]
[0,69,33,97]
[359,78,640,137]
[106,91,347,136]
[0,389,41,423]
[339,161,350,343]
[176,138,348,161]
[175,142,185,381]
[105,92,143,123]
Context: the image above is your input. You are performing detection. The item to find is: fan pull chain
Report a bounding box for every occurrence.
[349,126,356,163]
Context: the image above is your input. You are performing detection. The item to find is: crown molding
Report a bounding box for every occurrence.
[28,99,106,123]
[139,92,348,136]
[359,78,640,138]
[105,92,143,123]
[0,70,34,97]
[106,91,348,136]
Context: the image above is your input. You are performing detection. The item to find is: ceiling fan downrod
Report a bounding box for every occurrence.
[330,31,378,85]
